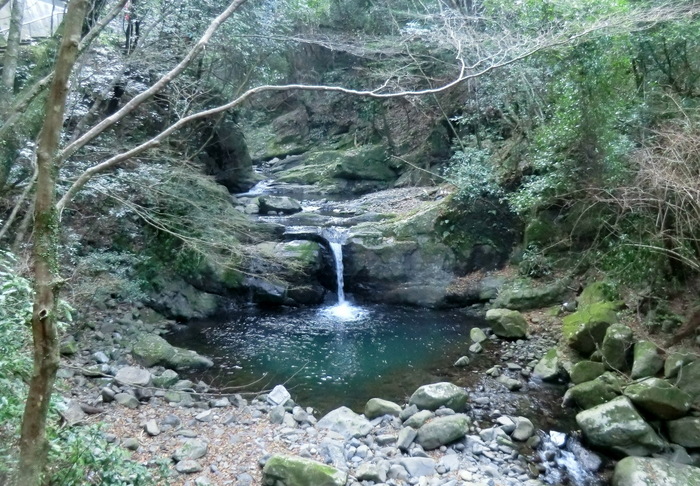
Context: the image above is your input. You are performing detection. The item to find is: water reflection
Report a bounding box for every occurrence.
[167,303,483,412]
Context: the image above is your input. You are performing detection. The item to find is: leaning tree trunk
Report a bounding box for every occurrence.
[1,0,27,106]
[15,1,88,484]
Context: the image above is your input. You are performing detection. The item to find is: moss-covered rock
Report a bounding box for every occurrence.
[576,396,666,457]
[601,324,634,371]
[415,414,471,450]
[667,416,700,448]
[674,359,700,407]
[578,281,618,307]
[613,457,700,486]
[562,302,619,355]
[486,308,528,339]
[623,377,691,420]
[664,350,697,379]
[364,398,401,419]
[262,454,348,486]
[564,375,620,410]
[132,334,213,371]
[631,341,664,379]
[570,361,606,385]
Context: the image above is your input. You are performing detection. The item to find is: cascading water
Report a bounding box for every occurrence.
[321,227,365,320]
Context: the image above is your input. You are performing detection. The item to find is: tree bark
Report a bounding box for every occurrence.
[15,1,88,484]
[1,0,26,105]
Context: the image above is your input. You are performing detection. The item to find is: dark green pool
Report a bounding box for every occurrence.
[167,303,486,413]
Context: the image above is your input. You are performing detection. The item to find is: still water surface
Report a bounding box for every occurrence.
[167,303,484,413]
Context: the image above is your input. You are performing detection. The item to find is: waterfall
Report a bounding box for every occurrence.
[322,227,348,304]
[329,241,346,304]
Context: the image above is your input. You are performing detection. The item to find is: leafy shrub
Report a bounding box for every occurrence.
[518,244,552,278]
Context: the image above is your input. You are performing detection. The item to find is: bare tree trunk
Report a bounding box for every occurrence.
[15,1,88,484]
[1,0,26,106]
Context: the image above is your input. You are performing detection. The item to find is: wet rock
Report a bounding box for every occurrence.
[497,375,522,391]
[576,396,665,456]
[454,356,470,367]
[562,302,619,355]
[601,324,634,371]
[613,457,700,486]
[243,277,287,305]
[667,416,700,448]
[485,309,528,339]
[415,414,470,450]
[631,341,664,379]
[262,454,348,486]
[364,398,401,419]
[258,195,302,215]
[408,382,469,411]
[623,377,691,420]
[469,342,483,353]
[570,360,606,385]
[317,406,371,439]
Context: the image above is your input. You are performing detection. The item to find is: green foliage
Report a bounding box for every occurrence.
[446,146,502,203]
[518,244,552,279]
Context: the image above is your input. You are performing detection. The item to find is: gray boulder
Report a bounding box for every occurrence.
[404,410,434,429]
[408,382,469,411]
[415,414,470,450]
[470,327,488,343]
[623,377,691,420]
[630,341,664,379]
[533,348,562,382]
[564,373,622,410]
[613,457,700,486]
[114,366,152,387]
[173,439,208,462]
[576,396,665,456]
[601,324,633,371]
[667,416,700,448]
[364,398,401,419]
[398,457,436,478]
[664,350,697,378]
[262,454,348,486]
[316,406,371,439]
[485,309,528,338]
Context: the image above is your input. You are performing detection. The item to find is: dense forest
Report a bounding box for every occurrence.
[2,0,700,484]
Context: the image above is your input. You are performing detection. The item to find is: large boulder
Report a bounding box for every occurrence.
[262,455,348,486]
[258,195,303,215]
[200,115,256,193]
[578,281,618,307]
[601,324,634,371]
[408,382,469,411]
[364,398,401,419]
[623,378,691,420]
[667,416,700,448]
[570,361,606,385]
[576,396,665,456]
[674,359,700,406]
[630,341,664,379]
[493,280,569,311]
[147,277,221,320]
[562,302,619,355]
[132,334,213,371]
[613,457,700,486]
[564,374,621,410]
[485,308,528,338]
[114,366,152,387]
[664,350,697,378]
[533,348,563,382]
[415,414,470,450]
[317,406,371,439]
